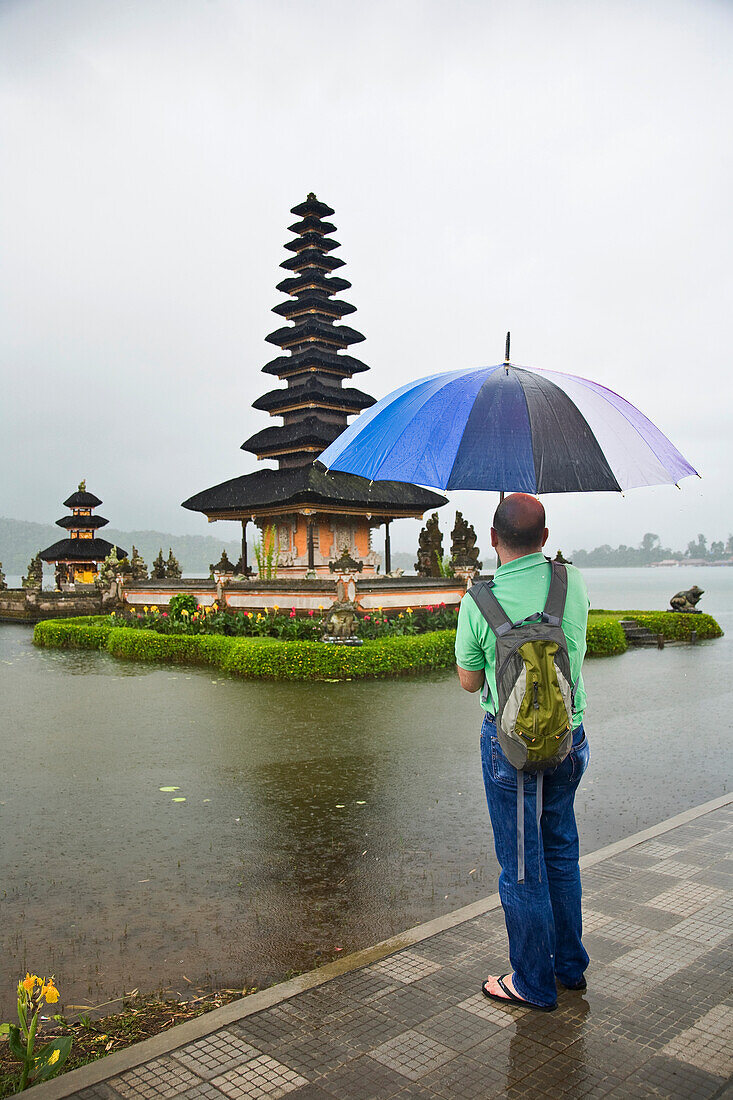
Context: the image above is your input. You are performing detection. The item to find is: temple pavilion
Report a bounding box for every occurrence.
[39,482,127,586]
[183,195,446,576]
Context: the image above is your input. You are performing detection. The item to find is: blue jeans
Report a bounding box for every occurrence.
[480,714,590,1007]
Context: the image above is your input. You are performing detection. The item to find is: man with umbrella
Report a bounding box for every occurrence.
[318,343,696,1009]
[455,492,591,1012]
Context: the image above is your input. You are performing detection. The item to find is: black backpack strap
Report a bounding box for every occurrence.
[467,581,514,637]
[543,561,568,627]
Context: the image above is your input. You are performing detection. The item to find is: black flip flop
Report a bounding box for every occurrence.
[481,974,557,1012]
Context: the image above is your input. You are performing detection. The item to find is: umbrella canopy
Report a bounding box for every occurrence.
[317,361,697,494]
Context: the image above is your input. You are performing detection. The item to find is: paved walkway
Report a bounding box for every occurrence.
[34,796,732,1100]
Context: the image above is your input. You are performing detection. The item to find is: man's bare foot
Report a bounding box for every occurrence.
[484,973,526,1001]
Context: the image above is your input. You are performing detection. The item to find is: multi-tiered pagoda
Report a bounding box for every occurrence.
[39,482,127,587]
[183,195,445,576]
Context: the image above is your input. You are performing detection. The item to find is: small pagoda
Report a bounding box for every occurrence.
[183,195,446,576]
[39,482,127,587]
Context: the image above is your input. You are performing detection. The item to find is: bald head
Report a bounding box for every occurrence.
[492,493,547,558]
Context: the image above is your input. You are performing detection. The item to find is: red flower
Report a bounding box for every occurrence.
[427,605,434,612]
[364,615,371,621]
[308,609,314,616]
[290,609,296,618]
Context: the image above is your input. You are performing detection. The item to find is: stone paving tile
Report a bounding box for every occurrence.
[367,950,443,984]
[616,1053,726,1099]
[639,841,683,860]
[608,931,710,982]
[661,1003,733,1078]
[271,1033,356,1077]
[172,1031,262,1080]
[414,1004,502,1052]
[211,1055,308,1098]
[73,1087,125,1100]
[375,984,452,1028]
[108,1056,204,1098]
[455,990,524,1027]
[368,1029,457,1081]
[180,1085,231,1100]
[311,1053,407,1097]
[646,880,725,916]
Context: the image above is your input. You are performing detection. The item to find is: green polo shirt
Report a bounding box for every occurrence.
[455,553,589,729]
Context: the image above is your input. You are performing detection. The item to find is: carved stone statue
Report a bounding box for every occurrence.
[326,606,358,638]
[415,513,444,577]
[0,561,6,590]
[669,585,704,613]
[329,547,363,573]
[451,512,482,573]
[554,549,572,565]
[22,552,43,590]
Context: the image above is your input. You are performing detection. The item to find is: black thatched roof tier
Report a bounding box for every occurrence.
[63,489,103,508]
[252,381,376,414]
[280,249,345,272]
[55,514,109,530]
[182,465,447,518]
[283,233,340,253]
[39,538,128,562]
[290,195,335,218]
[259,352,367,378]
[242,416,345,457]
[288,217,336,235]
[261,351,370,378]
[271,295,356,319]
[276,273,351,296]
[265,320,366,349]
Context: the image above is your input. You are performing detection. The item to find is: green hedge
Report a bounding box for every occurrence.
[33,617,112,650]
[633,611,722,641]
[33,609,722,678]
[585,618,627,657]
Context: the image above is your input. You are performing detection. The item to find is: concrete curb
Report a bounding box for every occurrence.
[26,790,732,1098]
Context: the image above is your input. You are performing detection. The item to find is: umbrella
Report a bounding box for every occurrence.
[317,336,697,495]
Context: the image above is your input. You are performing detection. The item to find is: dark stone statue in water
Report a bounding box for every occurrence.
[554,549,572,564]
[415,513,444,577]
[451,512,482,574]
[669,585,704,613]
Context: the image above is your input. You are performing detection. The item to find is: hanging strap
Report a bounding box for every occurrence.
[536,772,544,884]
[517,770,525,884]
[467,581,514,637]
[543,561,569,627]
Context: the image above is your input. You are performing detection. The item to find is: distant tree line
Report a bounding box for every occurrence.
[571,532,733,567]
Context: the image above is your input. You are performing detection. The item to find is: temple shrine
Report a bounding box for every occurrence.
[39,482,127,587]
[183,195,445,576]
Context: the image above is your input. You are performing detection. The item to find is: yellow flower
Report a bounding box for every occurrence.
[181,609,189,618]
[42,979,60,1004]
[398,612,404,619]
[151,605,158,613]
[48,1048,60,1065]
[22,973,38,993]
[273,605,279,612]
[406,607,413,614]
[143,605,149,613]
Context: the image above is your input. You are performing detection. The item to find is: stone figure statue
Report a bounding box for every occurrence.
[22,552,43,590]
[0,561,7,590]
[669,585,704,613]
[554,549,572,565]
[326,606,358,638]
[415,513,444,577]
[451,512,482,573]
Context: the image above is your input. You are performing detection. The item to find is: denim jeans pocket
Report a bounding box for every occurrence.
[488,731,518,789]
[569,734,590,782]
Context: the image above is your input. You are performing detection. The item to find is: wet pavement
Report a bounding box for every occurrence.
[37,796,733,1099]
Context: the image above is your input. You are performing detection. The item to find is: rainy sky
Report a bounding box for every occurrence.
[2,0,731,556]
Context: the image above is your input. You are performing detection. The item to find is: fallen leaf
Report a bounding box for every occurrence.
[172,797,186,802]
[355,800,366,805]
[159,786,180,792]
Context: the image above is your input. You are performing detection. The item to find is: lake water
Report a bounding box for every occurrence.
[1,567,730,1018]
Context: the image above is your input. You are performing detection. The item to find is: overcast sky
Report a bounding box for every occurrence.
[1,0,731,558]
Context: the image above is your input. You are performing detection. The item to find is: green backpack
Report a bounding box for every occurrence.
[468,561,576,883]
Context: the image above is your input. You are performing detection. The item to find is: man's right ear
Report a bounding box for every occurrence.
[490,527,498,548]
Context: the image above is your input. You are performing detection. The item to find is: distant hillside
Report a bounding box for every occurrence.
[0,517,244,575]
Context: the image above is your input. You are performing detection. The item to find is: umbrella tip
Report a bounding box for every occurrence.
[505,331,511,363]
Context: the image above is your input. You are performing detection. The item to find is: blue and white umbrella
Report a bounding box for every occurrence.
[318,353,697,494]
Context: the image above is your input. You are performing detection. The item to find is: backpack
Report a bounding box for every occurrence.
[467,560,576,883]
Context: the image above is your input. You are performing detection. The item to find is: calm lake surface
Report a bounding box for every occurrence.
[1,567,731,1018]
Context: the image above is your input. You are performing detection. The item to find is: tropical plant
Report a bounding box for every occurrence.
[1,974,72,1090]
[168,592,198,620]
[254,526,279,579]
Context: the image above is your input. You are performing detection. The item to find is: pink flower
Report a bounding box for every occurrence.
[308,609,314,616]
[427,605,434,612]
[364,615,371,621]
[290,609,296,618]
[161,612,168,617]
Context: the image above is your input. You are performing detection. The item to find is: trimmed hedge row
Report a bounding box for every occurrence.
[634,611,722,642]
[34,620,457,680]
[33,610,722,679]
